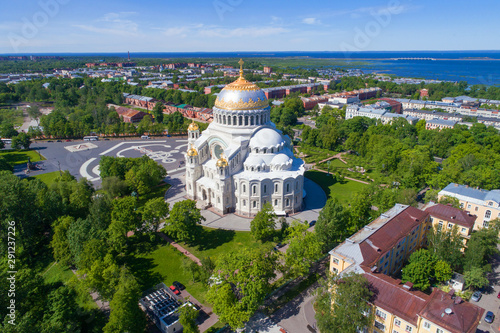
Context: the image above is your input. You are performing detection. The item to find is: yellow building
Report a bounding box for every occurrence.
[438,183,500,230]
[329,203,484,333]
[423,202,477,248]
[364,268,484,333]
[329,204,430,276]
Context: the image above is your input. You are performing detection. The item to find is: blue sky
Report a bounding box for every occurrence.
[0,0,499,53]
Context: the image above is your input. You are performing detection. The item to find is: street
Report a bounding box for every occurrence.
[476,247,500,332]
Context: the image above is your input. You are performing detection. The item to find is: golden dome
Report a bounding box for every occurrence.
[216,157,228,168]
[188,120,199,131]
[214,59,269,111]
[187,145,198,157]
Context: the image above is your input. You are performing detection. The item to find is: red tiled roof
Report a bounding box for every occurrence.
[360,207,428,267]
[115,106,130,115]
[424,203,476,229]
[419,289,484,333]
[363,268,430,326]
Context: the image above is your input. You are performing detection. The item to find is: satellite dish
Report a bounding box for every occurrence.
[444,308,453,315]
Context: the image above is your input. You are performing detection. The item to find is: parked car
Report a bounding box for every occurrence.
[56,140,62,142]
[104,138,110,140]
[65,139,71,142]
[497,291,500,299]
[173,281,185,291]
[485,311,494,323]
[309,220,316,227]
[169,285,180,295]
[471,291,482,302]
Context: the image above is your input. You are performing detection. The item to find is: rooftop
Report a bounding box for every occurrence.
[423,202,477,229]
[440,183,500,205]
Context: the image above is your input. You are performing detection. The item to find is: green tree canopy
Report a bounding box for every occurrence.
[166,200,204,244]
[402,249,438,291]
[206,247,277,329]
[250,202,276,242]
[315,272,374,333]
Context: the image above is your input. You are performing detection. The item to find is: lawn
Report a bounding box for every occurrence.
[305,170,369,204]
[43,262,75,284]
[125,228,265,307]
[32,171,61,186]
[181,227,264,261]
[123,238,211,305]
[0,149,45,166]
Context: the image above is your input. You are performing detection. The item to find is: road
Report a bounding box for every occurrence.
[476,247,500,333]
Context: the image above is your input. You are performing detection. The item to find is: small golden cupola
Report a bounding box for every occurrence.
[188,119,199,131]
[216,153,228,168]
[187,144,198,157]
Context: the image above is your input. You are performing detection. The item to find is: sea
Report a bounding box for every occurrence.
[6,50,500,86]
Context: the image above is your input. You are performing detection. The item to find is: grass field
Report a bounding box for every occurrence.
[0,149,45,165]
[43,262,75,284]
[305,170,369,204]
[180,227,264,261]
[125,228,265,307]
[123,239,211,305]
[32,171,61,185]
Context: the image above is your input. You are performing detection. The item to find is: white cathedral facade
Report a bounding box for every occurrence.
[185,60,305,217]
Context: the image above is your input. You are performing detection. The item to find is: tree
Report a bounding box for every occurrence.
[107,196,140,253]
[250,202,276,242]
[11,132,31,149]
[464,266,489,290]
[438,195,460,208]
[402,249,438,291]
[141,197,169,234]
[426,224,464,271]
[152,101,164,124]
[103,268,146,333]
[0,123,18,138]
[434,260,453,282]
[178,304,200,333]
[84,252,121,300]
[315,199,350,252]
[182,257,200,283]
[50,216,75,267]
[206,247,277,329]
[102,176,130,198]
[315,272,374,333]
[281,221,323,279]
[166,200,205,244]
[124,156,167,195]
[463,223,499,272]
[41,286,81,333]
[27,105,42,124]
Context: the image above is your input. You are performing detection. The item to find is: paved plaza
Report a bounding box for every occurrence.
[15,137,188,185]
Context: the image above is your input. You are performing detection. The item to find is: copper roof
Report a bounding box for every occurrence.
[419,289,484,333]
[424,203,476,229]
[360,206,428,267]
[363,268,430,326]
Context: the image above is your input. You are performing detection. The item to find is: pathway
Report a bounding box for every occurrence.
[312,167,372,185]
[158,232,202,266]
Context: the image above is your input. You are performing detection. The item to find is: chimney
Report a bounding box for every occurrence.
[448,289,455,298]
[454,296,462,304]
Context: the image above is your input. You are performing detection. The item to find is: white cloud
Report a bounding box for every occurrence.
[199,26,289,38]
[302,17,321,25]
[73,12,139,36]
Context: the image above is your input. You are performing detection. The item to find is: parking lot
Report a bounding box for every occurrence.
[475,249,500,332]
[14,137,189,186]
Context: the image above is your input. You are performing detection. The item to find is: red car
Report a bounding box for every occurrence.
[497,291,500,299]
[170,285,180,296]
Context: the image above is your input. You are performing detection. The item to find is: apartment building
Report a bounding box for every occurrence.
[329,204,484,333]
[438,183,500,230]
[422,202,477,248]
